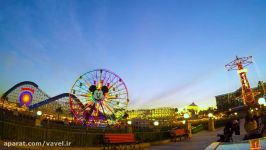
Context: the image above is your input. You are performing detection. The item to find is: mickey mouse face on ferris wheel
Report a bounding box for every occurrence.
[89,85,109,100]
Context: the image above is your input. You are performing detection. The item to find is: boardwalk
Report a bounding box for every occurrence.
[146,119,247,150]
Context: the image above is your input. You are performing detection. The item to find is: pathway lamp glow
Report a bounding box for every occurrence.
[258,97,266,110]
[183,113,190,119]
[127,120,132,125]
[36,110,42,116]
[183,113,192,138]
[208,113,213,118]
[154,121,159,126]
[258,97,265,105]
[208,113,215,131]
[181,120,186,124]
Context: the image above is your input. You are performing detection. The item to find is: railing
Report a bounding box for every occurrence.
[0,121,103,147]
[0,108,230,147]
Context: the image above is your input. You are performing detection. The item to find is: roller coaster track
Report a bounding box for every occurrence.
[28,93,84,110]
[1,81,84,110]
[1,81,46,99]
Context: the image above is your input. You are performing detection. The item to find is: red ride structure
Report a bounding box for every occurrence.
[225,56,255,106]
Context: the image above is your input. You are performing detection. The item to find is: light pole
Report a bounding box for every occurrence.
[35,110,43,126]
[208,113,213,118]
[208,113,215,131]
[127,120,132,125]
[258,97,265,111]
[37,110,42,116]
[183,113,192,138]
[127,120,133,133]
[183,113,189,121]
[153,121,159,126]
[153,121,160,132]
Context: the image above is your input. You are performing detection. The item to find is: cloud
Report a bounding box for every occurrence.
[132,67,221,109]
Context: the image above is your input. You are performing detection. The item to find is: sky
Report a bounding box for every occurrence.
[0,0,266,110]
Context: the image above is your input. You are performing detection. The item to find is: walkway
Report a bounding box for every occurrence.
[146,119,247,150]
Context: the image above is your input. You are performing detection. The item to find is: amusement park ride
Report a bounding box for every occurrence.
[225,56,255,106]
[0,69,129,127]
[69,69,129,126]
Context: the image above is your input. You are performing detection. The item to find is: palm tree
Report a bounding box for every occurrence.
[55,107,63,120]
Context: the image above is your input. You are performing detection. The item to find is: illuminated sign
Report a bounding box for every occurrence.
[19,87,34,106]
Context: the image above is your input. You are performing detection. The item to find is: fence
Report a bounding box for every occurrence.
[0,108,229,147]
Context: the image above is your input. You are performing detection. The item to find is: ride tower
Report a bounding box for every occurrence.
[225,56,255,106]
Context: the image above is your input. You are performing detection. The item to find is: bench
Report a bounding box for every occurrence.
[103,133,140,150]
[170,128,188,142]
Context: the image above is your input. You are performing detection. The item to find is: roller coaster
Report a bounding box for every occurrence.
[1,81,73,118]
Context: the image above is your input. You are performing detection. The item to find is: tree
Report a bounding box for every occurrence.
[55,107,63,120]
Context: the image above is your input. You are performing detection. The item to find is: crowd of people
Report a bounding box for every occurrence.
[218,108,264,142]
[218,118,240,142]
[243,109,264,140]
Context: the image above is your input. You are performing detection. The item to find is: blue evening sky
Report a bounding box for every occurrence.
[0,0,266,109]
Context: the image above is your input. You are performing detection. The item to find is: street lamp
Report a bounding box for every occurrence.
[183,113,192,138]
[127,120,132,125]
[153,121,159,126]
[181,120,186,124]
[183,113,190,119]
[258,97,265,105]
[208,113,213,118]
[36,110,42,116]
[208,113,215,131]
[127,120,133,133]
[35,110,43,127]
[258,97,266,111]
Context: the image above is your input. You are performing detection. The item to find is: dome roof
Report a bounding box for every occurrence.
[189,102,198,106]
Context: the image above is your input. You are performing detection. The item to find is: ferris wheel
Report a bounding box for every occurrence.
[69,69,129,126]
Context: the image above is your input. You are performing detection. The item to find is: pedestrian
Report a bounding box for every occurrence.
[223,120,234,142]
[244,111,257,133]
[233,119,240,135]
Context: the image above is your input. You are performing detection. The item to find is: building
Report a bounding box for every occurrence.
[187,102,199,118]
[216,81,266,111]
[127,107,178,127]
[127,107,177,120]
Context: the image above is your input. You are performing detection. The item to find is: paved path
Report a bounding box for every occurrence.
[146,119,247,150]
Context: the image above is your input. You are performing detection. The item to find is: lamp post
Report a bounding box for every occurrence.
[258,97,265,114]
[37,110,42,116]
[208,113,215,131]
[35,110,43,126]
[127,120,132,125]
[183,113,189,120]
[153,121,159,126]
[208,113,213,118]
[183,113,192,138]
[153,121,160,132]
[127,120,133,133]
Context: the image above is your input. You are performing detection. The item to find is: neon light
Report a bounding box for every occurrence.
[19,91,33,106]
[237,68,248,74]
[21,87,35,93]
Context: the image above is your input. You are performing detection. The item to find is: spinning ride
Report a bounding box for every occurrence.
[225,56,255,106]
[69,69,129,126]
